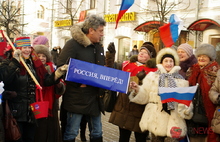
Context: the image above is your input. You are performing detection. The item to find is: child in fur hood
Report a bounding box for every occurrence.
[130,48,193,142]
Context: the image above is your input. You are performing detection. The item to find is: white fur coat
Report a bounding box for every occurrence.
[129,64,193,137]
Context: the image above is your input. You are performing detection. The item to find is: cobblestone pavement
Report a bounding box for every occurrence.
[75,112,136,142]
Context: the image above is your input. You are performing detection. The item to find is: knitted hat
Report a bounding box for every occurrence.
[15,37,31,48]
[195,43,216,61]
[177,43,193,57]
[156,47,179,66]
[140,44,157,58]
[32,36,48,46]
[34,45,52,62]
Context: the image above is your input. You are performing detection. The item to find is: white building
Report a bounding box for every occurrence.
[2,0,220,62]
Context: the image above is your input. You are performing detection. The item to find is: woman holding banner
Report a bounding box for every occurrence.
[187,43,220,142]
[129,47,193,142]
[1,37,67,142]
[109,42,157,142]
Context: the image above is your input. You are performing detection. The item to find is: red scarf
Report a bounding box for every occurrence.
[42,62,55,117]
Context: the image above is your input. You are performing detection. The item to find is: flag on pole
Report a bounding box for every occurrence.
[159,14,183,47]
[115,0,134,29]
[158,85,198,106]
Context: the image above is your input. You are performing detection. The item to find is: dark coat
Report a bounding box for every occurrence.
[57,23,105,116]
[51,49,59,65]
[2,58,57,122]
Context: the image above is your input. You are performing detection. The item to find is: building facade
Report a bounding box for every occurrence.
[1,0,220,62]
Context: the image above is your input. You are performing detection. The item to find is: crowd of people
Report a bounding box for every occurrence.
[0,14,219,142]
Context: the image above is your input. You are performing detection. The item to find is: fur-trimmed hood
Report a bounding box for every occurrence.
[70,23,92,47]
[34,45,52,62]
[156,48,179,66]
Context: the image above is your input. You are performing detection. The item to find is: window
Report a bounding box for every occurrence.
[37,5,44,19]
[90,0,95,9]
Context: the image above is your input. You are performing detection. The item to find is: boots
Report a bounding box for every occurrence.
[90,137,103,142]
[80,115,87,141]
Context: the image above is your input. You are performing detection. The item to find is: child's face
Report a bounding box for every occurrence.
[162,57,174,72]
[37,53,47,65]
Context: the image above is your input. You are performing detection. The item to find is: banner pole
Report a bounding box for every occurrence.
[1,29,41,89]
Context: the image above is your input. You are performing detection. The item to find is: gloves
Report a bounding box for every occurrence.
[177,103,193,119]
[13,49,21,62]
[55,64,68,80]
[107,42,116,53]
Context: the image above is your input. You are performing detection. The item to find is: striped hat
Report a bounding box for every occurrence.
[15,37,31,48]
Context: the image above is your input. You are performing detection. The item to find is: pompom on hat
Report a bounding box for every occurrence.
[177,43,193,57]
[195,43,216,61]
[32,36,48,46]
[14,37,31,48]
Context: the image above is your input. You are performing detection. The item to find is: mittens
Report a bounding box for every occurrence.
[55,64,68,80]
[13,49,21,62]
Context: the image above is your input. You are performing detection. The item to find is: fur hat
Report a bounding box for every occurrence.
[140,44,157,58]
[15,37,31,48]
[32,36,48,46]
[195,43,216,61]
[177,43,193,57]
[156,47,179,66]
[34,45,52,62]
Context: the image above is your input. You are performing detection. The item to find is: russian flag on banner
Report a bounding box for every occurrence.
[115,0,134,29]
[158,85,198,106]
[159,14,183,47]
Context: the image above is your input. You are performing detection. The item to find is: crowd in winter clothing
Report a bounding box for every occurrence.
[0,14,220,142]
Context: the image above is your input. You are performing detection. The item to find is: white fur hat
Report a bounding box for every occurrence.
[156,47,179,66]
[195,43,216,61]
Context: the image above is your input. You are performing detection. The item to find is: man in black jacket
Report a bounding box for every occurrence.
[57,14,106,142]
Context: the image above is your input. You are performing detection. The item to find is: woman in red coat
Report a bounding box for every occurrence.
[187,43,220,142]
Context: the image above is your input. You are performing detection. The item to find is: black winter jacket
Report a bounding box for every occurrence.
[2,58,58,122]
[57,23,105,116]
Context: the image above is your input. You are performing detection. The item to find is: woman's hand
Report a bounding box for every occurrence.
[130,81,139,94]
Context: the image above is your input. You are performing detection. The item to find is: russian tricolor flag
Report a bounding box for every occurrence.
[115,0,134,29]
[159,85,198,106]
[159,14,183,47]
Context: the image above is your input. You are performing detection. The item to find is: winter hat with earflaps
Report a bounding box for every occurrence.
[195,43,216,61]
